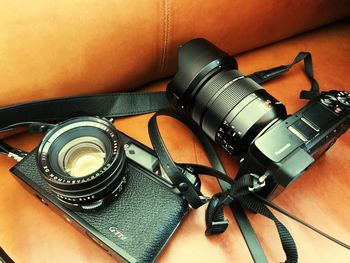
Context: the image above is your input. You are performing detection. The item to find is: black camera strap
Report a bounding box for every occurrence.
[147,106,350,261]
[0,51,318,131]
[248,51,320,99]
[0,52,345,263]
[0,92,169,129]
[147,108,298,263]
[147,108,269,262]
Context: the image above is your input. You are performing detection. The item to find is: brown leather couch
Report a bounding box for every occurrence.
[1,1,350,262]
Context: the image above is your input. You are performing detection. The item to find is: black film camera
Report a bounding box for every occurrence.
[10,116,190,263]
[167,38,350,199]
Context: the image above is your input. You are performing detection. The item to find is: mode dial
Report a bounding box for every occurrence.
[320,94,337,108]
[337,91,350,107]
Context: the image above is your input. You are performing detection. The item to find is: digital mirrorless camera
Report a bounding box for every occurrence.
[167,38,350,199]
[10,116,190,263]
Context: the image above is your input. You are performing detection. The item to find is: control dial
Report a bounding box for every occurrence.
[337,91,350,107]
[320,94,337,107]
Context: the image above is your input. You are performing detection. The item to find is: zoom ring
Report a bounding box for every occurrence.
[202,77,263,140]
[192,69,244,125]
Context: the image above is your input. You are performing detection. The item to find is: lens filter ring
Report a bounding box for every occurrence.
[37,116,128,211]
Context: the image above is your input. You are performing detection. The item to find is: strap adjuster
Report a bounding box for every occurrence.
[0,140,27,162]
[248,173,267,192]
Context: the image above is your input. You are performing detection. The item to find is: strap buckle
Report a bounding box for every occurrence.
[205,219,229,235]
[248,173,267,192]
[0,140,27,162]
[7,149,27,162]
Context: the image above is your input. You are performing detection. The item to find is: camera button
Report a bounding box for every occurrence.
[335,107,342,114]
[337,94,350,107]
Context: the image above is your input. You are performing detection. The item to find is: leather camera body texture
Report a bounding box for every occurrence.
[10,132,189,263]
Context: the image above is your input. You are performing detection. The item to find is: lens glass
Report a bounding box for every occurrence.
[64,142,106,177]
[58,136,106,177]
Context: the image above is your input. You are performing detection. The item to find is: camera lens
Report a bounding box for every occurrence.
[167,38,287,155]
[37,117,128,211]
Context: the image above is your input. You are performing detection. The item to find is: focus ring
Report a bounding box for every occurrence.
[191,69,244,125]
[202,77,263,140]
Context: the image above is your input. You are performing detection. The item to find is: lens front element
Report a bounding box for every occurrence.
[59,137,106,178]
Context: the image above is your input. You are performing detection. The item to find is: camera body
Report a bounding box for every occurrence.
[167,38,350,199]
[236,90,350,198]
[11,131,189,263]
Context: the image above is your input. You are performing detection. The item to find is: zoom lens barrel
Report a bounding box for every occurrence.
[167,38,287,155]
[37,116,128,211]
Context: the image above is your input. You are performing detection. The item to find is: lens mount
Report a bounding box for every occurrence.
[37,116,128,211]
